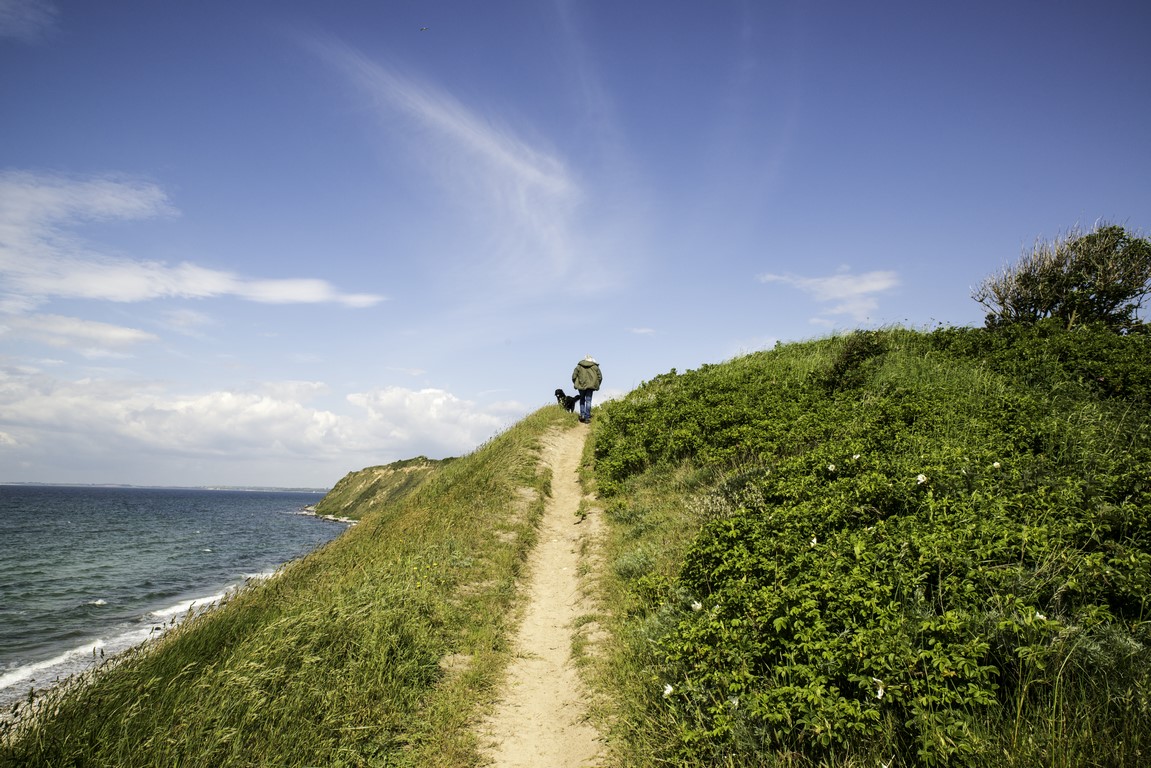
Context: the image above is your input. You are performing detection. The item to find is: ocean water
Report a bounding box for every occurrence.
[0,484,348,711]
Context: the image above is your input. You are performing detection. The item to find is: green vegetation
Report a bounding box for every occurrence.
[590,323,1151,767]
[6,235,1151,765]
[973,223,1151,331]
[316,455,450,520]
[1,407,574,768]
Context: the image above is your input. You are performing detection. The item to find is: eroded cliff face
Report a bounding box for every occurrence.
[314,456,450,520]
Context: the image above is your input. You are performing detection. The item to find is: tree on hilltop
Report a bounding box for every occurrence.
[974,223,1151,331]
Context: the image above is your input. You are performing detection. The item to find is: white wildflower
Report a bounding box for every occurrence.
[811,536,818,547]
[916,473,928,484]
[852,454,861,460]
[691,600,703,612]
[1035,611,1047,621]
[872,677,885,699]
[663,684,674,698]
[993,461,1001,469]
[828,463,836,472]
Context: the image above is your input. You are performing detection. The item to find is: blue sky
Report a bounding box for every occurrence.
[2,0,1149,488]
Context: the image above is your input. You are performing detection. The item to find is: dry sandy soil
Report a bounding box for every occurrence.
[475,425,606,768]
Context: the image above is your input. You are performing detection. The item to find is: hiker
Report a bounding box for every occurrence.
[571,355,602,424]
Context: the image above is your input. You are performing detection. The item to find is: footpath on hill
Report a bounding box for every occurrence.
[475,425,605,768]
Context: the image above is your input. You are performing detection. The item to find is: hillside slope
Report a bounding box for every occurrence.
[589,323,1151,767]
[314,455,449,520]
[0,407,579,767]
[7,323,1150,768]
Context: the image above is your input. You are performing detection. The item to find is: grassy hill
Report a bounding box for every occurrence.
[589,321,1151,767]
[314,455,451,521]
[0,407,569,767]
[4,321,1150,767]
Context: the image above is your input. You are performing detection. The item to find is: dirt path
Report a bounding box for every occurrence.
[476,425,605,768]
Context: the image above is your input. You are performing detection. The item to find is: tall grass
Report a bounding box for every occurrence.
[1,406,575,768]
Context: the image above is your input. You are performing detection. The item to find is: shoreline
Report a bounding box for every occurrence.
[0,575,264,722]
[1,496,353,727]
[300,504,357,525]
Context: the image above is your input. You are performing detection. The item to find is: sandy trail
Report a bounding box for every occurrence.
[476,425,604,768]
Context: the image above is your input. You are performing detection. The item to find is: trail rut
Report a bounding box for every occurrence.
[476,425,604,768]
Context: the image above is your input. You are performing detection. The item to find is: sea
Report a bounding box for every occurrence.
[0,484,349,713]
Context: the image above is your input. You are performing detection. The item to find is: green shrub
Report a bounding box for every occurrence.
[593,326,1151,766]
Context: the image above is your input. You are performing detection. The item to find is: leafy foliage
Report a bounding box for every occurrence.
[973,224,1151,331]
[813,329,888,392]
[594,326,1151,766]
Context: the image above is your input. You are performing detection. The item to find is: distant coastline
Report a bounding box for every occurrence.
[1,482,330,494]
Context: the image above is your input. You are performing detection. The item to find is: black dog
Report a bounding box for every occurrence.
[555,389,579,412]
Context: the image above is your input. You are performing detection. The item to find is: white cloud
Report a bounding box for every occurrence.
[0,170,385,312]
[346,386,507,453]
[758,268,900,322]
[0,313,158,357]
[0,368,515,483]
[308,37,584,291]
[239,277,381,307]
[629,327,655,335]
[116,389,346,456]
[0,0,57,41]
[160,308,214,336]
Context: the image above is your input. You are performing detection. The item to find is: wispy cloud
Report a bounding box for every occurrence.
[160,308,214,336]
[758,268,900,323]
[552,0,628,163]
[0,0,57,42]
[307,36,584,291]
[0,314,158,358]
[0,170,385,312]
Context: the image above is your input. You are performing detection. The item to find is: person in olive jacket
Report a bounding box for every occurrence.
[571,355,602,423]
